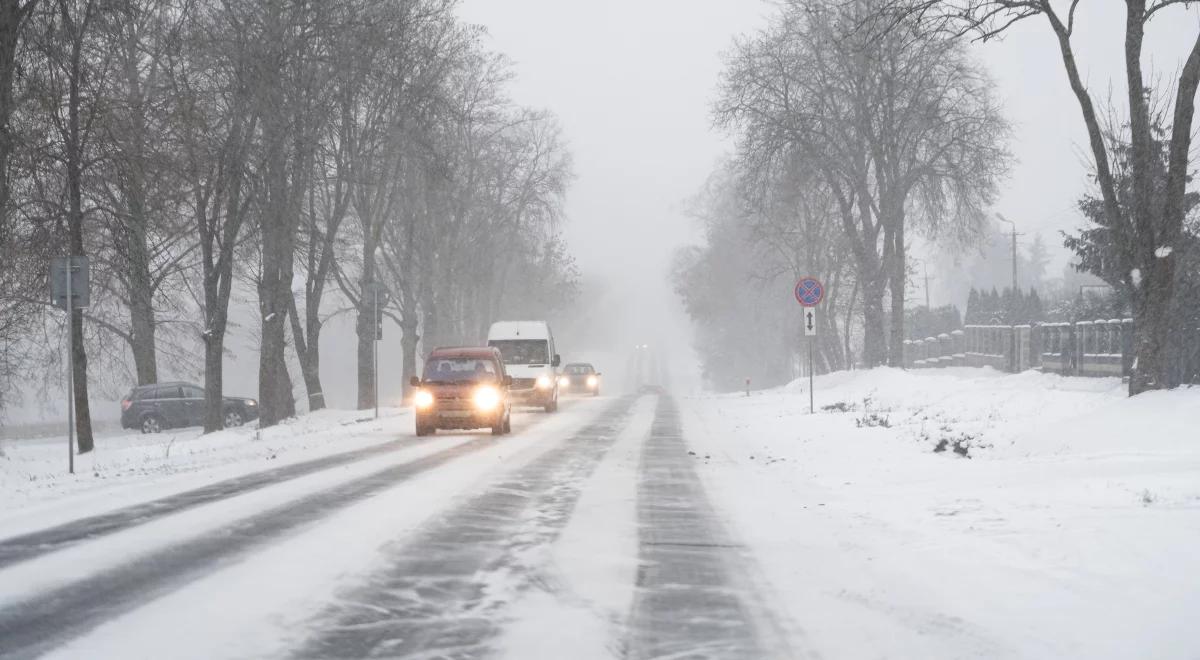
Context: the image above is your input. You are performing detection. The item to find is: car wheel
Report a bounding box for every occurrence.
[415,422,433,437]
[223,410,244,428]
[503,414,512,434]
[491,420,504,436]
[544,397,558,413]
[141,415,163,434]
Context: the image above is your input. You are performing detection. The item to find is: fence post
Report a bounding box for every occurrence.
[1121,318,1134,377]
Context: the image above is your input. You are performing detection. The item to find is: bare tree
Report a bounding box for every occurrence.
[23,0,112,452]
[716,0,1009,367]
[912,0,1200,393]
[170,0,261,433]
[91,0,197,386]
[0,0,39,245]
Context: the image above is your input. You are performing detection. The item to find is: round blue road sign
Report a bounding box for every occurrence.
[794,277,825,307]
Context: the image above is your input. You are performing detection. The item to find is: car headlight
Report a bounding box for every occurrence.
[558,376,570,387]
[246,400,257,407]
[535,375,552,389]
[586,375,598,388]
[414,390,434,409]
[474,386,500,411]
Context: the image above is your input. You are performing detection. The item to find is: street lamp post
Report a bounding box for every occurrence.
[996,213,1019,295]
[997,214,1021,372]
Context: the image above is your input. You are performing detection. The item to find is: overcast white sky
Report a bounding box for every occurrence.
[457,0,1200,317]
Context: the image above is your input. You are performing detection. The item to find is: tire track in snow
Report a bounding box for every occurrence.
[627,395,785,659]
[290,396,640,660]
[0,435,434,571]
[0,403,572,571]
[0,427,537,660]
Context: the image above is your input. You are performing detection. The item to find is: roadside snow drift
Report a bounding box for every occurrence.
[682,368,1200,659]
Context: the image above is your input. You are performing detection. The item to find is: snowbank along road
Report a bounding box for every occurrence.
[0,394,783,660]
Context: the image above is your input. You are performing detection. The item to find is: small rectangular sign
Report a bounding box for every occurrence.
[804,307,818,336]
[50,256,90,310]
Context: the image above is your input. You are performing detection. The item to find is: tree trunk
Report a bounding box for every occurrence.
[356,300,375,410]
[888,221,906,368]
[1130,264,1176,394]
[400,316,419,401]
[203,325,225,433]
[117,18,157,386]
[64,13,93,453]
[288,295,324,411]
[861,275,887,368]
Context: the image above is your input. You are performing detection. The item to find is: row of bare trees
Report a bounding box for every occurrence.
[683,0,1200,396]
[677,0,1009,389]
[0,0,576,447]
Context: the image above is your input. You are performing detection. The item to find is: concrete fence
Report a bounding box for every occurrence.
[903,319,1138,378]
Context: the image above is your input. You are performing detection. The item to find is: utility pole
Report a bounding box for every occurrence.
[996,214,1022,372]
[923,262,932,309]
[997,213,1019,294]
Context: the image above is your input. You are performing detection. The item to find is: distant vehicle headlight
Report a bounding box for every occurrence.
[246,400,257,407]
[474,386,501,411]
[558,376,570,387]
[535,375,553,389]
[414,390,434,409]
[586,375,598,388]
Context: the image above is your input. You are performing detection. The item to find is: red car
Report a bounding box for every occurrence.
[410,347,513,436]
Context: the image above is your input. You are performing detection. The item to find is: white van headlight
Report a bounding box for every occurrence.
[535,375,552,389]
[474,386,501,411]
[414,390,434,409]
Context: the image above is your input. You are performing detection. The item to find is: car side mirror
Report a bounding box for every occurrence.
[410,376,421,387]
[552,354,561,367]
[595,372,602,377]
[503,375,513,387]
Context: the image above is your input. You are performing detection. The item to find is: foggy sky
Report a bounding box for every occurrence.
[457,0,1200,318]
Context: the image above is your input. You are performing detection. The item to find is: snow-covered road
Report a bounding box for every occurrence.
[2,368,1198,659]
[0,394,780,659]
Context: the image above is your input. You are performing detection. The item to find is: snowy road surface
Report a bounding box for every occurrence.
[0,395,779,659]
[2,368,1199,659]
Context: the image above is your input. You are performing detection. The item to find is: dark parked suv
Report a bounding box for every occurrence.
[120,382,259,433]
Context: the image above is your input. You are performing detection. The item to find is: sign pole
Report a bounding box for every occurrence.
[795,277,824,416]
[373,286,379,420]
[809,336,814,414]
[66,260,75,475]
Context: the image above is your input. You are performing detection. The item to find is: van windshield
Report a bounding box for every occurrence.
[423,358,499,384]
[489,340,549,365]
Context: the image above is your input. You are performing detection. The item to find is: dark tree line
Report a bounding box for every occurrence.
[0,0,577,446]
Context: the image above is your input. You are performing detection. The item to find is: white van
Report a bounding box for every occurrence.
[487,321,560,412]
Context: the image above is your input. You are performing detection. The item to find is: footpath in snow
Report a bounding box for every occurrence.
[681,367,1200,659]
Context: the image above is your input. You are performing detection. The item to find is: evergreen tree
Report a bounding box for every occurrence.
[966,288,980,324]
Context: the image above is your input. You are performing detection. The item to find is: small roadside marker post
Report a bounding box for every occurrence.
[51,256,90,474]
[795,276,824,414]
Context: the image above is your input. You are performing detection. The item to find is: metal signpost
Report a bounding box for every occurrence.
[51,256,89,474]
[795,276,824,414]
[366,282,389,420]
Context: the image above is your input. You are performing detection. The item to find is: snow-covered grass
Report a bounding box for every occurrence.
[682,368,1200,659]
[0,407,411,539]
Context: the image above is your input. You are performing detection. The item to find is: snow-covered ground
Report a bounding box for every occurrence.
[0,407,414,538]
[2,372,1197,659]
[681,368,1200,659]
